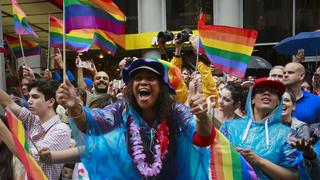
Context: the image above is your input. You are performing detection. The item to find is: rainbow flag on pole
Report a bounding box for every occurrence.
[5,34,40,59]
[65,0,126,49]
[93,30,117,55]
[65,0,125,34]
[49,15,117,54]
[5,108,48,180]
[210,130,257,180]
[49,15,93,52]
[198,13,257,78]
[11,0,38,38]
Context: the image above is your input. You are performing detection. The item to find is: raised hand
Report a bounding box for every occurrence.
[22,64,35,81]
[290,136,317,160]
[43,69,52,79]
[189,35,199,52]
[56,78,78,109]
[88,59,97,76]
[188,79,208,121]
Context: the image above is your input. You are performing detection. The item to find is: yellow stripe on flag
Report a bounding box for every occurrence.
[50,27,63,34]
[201,37,254,56]
[219,133,234,180]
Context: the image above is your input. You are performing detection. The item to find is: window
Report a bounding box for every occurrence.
[296,0,320,33]
[243,0,292,43]
[114,0,138,34]
[166,0,213,31]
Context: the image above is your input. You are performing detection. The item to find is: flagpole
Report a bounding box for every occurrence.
[47,14,51,70]
[195,9,202,73]
[18,35,26,64]
[62,1,66,83]
[195,35,200,73]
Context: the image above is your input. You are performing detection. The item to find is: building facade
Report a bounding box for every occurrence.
[109,0,320,77]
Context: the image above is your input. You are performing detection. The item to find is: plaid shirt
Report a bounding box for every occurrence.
[19,107,71,180]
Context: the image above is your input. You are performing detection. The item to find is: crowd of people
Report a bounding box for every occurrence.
[0,34,320,180]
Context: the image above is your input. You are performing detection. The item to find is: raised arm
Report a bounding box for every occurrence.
[56,78,86,131]
[186,84,215,146]
[0,88,23,116]
[56,78,119,133]
[75,56,86,89]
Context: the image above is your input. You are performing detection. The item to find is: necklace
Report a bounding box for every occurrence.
[127,115,170,177]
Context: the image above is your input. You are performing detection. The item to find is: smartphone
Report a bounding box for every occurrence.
[112,80,120,89]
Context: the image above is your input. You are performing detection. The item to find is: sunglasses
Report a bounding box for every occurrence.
[254,86,280,95]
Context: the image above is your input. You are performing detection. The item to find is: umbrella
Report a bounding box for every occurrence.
[274,31,320,56]
[247,56,272,69]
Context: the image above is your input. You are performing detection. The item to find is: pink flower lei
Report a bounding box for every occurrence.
[127,115,170,177]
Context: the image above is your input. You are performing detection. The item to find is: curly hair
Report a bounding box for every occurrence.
[125,77,178,176]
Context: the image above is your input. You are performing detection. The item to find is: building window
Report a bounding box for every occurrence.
[166,0,213,31]
[114,0,138,34]
[296,0,320,33]
[243,0,292,43]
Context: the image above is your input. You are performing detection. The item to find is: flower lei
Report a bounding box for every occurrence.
[127,115,170,177]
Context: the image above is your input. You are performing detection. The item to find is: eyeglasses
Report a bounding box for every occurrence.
[254,86,280,95]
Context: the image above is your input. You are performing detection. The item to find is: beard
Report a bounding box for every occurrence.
[94,83,108,93]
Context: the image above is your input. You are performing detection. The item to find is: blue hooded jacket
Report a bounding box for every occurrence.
[220,88,299,179]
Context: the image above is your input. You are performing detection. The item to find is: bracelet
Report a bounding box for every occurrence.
[67,104,83,119]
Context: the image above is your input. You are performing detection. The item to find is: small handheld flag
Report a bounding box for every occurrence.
[198,13,257,78]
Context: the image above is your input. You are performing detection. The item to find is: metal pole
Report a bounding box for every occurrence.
[0,4,6,91]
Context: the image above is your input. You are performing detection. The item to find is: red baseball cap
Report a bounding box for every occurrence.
[252,77,285,96]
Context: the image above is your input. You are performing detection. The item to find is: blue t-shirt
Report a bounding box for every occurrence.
[293,90,320,134]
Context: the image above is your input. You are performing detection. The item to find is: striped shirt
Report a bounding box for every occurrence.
[19,107,71,180]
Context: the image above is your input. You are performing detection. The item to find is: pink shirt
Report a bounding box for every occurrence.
[19,107,71,180]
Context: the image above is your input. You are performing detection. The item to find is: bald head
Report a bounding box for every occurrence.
[283,63,305,87]
[287,62,305,73]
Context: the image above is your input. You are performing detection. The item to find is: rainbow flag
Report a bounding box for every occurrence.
[93,30,117,55]
[5,108,48,180]
[65,0,125,35]
[198,13,257,78]
[11,0,38,38]
[49,16,116,54]
[49,15,93,52]
[210,129,257,180]
[49,15,64,48]
[5,34,40,59]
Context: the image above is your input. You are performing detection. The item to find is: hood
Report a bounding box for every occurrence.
[245,87,283,124]
[241,87,283,149]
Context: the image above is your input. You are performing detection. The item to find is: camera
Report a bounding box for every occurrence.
[125,57,133,66]
[176,28,193,43]
[157,31,174,42]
